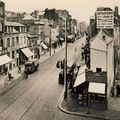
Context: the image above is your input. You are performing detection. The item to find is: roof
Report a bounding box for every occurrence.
[90,29,113,45]
[23,14,35,20]
[5,21,25,26]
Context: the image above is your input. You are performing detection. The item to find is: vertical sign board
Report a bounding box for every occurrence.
[96,11,114,29]
[0,1,5,33]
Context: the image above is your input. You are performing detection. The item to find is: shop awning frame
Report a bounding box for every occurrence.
[21,47,33,58]
[0,54,13,66]
[73,65,86,87]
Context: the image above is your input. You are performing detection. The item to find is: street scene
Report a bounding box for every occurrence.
[0,0,120,120]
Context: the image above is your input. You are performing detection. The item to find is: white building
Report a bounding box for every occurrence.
[90,29,114,98]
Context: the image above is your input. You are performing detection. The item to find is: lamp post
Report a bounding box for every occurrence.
[64,17,68,100]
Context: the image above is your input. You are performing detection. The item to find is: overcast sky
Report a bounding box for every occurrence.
[3,0,120,24]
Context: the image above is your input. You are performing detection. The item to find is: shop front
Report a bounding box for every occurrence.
[0,54,13,74]
[88,82,107,110]
[19,47,33,65]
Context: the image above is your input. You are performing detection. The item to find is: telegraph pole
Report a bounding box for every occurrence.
[64,18,68,99]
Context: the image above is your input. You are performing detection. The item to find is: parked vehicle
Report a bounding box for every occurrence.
[58,69,72,84]
[58,61,76,84]
[67,35,75,43]
[25,59,39,74]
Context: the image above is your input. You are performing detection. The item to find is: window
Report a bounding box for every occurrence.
[21,37,23,45]
[16,37,19,46]
[0,39,3,47]
[102,35,106,40]
[7,52,10,57]
[11,27,13,32]
[12,37,15,46]
[96,68,102,73]
[24,36,26,44]
[8,26,10,33]
[12,51,15,59]
[0,22,2,32]
[7,38,10,47]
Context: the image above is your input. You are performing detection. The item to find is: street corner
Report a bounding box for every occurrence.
[57,92,120,120]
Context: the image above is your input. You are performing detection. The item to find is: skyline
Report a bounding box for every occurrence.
[3,0,120,24]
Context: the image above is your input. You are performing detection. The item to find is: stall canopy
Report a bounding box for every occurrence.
[21,47,33,58]
[0,54,13,66]
[88,82,105,94]
[41,42,48,49]
[73,65,86,87]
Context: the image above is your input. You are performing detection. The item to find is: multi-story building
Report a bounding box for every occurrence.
[4,21,33,69]
[56,9,72,35]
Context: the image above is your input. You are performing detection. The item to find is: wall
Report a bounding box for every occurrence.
[90,36,107,72]
[91,49,107,72]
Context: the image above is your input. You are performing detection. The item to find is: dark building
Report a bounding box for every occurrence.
[44,8,59,23]
[0,0,5,55]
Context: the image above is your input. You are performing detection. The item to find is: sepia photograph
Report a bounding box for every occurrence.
[0,0,119,119]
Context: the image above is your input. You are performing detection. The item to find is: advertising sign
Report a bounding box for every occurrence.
[96,11,114,29]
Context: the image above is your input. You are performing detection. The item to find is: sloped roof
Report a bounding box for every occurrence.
[98,29,113,44]
[90,29,113,45]
[5,21,25,26]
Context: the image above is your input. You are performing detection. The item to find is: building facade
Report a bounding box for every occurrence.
[4,21,32,67]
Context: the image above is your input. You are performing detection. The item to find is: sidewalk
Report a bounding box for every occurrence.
[0,44,65,95]
[58,64,120,120]
[59,90,120,120]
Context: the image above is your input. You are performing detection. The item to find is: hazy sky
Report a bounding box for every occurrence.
[3,0,120,24]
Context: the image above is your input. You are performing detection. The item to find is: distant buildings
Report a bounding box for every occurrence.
[0,1,82,74]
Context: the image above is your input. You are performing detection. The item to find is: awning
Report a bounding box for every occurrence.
[73,65,86,87]
[88,82,105,94]
[41,42,48,49]
[21,47,33,58]
[60,37,64,41]
[0,54,13,66]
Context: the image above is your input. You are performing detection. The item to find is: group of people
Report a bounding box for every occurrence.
[111,84,120,97]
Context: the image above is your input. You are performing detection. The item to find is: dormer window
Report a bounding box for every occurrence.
[102,35,106,40]
[96,68,102,73]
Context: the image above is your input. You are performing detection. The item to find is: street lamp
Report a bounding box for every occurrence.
[64,17,68,100]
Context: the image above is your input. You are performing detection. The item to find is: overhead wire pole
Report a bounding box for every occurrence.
[64,17,68,100]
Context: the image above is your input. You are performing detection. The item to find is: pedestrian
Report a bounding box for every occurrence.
[24,70,28,79]
[77,64,80,70]
[8,72,12,81]
[18,66,21,73]
[116,85,119,97]
[4,67,8,75]
[78,93,83,105]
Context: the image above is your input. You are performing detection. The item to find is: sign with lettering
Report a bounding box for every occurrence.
[96,11,114,29]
